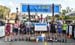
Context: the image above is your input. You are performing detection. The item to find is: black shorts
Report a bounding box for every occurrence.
[20,30,23,34]
[20,30,26,34]
[50,30,56,33]
[26,28,30,32]
[13,28,18,34]
[62,30,66,34]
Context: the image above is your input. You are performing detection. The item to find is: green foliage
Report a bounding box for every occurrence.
[64,16,75,20]
[46,15,51,19]
[55,14,59,18]
[0,5,10,19]
[64,16,70,19]
[61,7,72,16]
[70,16,75,20]
[61,10,67,15]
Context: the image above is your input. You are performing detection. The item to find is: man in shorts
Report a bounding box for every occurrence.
[62,23,68,42]
[25,21,32,34]
[47,22,51,33]
[50,22,57,41]
[19,23,26,40]
[57,22,62,41]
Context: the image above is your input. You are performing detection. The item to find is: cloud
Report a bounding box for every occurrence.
[60,0,75,9]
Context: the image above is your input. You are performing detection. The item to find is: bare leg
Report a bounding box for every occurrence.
[5,36,8,41]
[52,33,57,41]
[50,33,53,40]
[58,33,62,41]
[13,33,17,41]
[8,35,11,41]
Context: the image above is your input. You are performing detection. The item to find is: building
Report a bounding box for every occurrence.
[5,13,16,24]
[65,11,75,24]
[20,14,39,23]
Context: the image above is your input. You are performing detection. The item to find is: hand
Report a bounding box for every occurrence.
[18,28,20,30]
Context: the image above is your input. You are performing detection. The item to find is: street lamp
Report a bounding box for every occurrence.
[16,7,19,20]
[16,7,18,13]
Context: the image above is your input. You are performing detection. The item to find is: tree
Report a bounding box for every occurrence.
[61,10,67,15]
[66,7,72,13]
[64,16,70,19]
[0,9,3,18]
[55,14,60,20]
[0,5,10,19]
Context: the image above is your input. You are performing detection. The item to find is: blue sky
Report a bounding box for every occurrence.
[0,0,75,13]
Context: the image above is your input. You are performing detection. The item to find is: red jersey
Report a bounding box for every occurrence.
[5,23,11,36]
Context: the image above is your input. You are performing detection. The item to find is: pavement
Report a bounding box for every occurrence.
[0,41,75,45]
[0,37,75,45]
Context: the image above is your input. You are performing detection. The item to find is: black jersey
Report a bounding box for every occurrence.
[50,23,56,33]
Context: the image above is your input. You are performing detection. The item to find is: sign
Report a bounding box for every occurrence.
[54,5,60,13]
[34,23,47,31]
[0,26,5,37]
[21,4,60,13]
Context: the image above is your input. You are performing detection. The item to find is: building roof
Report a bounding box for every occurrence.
[66,11,75,16]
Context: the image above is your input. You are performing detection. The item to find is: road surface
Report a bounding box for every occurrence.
[0,41,75,45]
[0,37,75,45]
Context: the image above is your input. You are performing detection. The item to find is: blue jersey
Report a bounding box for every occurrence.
[57,23,62,29]
[57,23,62,33]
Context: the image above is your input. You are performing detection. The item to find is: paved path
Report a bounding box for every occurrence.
[0,36,75,45]
[0,38,75,45]
[0,41,75,45]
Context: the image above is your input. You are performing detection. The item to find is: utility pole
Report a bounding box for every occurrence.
[27,5,31,34]
[27,5,31,21]
[51,4,54,45]
[52,3,54,23]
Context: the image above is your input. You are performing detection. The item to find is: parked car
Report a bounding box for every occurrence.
[0,21,5,37]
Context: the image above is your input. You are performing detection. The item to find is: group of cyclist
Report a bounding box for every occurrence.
[47,21,68,42]
[5,20,68,42]
[5,20,29,41]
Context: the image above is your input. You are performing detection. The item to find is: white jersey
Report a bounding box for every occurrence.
[10,24,13,33]
[13,23,19,28]
[25,21,32,28]
[47,23,50,30]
